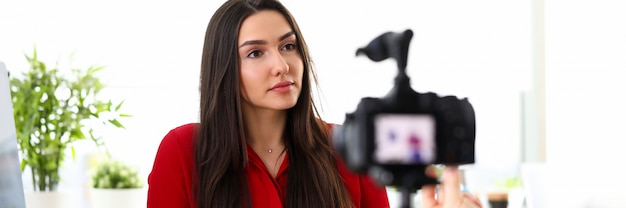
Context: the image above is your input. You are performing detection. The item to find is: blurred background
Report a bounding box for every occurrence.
[1,0,625,207]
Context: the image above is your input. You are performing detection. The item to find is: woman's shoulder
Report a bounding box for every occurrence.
[158,123,198,152]
[148,123,198,207]
[169,123,198,136]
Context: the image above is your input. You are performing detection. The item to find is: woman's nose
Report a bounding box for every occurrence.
[270,52,289,76]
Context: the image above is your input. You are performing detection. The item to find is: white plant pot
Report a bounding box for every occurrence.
[24,191,71,208]
[90,188,146,208]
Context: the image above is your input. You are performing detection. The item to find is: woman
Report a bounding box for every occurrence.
[147,0,480,207]
[147,0,387,207]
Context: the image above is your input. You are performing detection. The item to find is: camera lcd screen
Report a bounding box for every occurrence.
[374,114,436,164]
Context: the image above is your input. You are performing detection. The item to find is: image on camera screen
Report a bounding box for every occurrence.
[374,114,436,164]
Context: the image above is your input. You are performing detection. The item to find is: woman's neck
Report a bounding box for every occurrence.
[242,108,287,152]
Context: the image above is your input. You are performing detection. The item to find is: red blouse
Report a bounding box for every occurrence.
[147,123,390,208]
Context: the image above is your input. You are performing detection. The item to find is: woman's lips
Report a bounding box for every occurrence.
[269,81,294,92]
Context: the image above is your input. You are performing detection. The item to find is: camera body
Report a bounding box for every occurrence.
[333,88,476,171]
[332,29,476,189]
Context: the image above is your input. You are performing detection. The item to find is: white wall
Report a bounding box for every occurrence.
[545,1,626,166]
[0,0,532,205]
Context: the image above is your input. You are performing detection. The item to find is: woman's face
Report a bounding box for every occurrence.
[237,10,303,114]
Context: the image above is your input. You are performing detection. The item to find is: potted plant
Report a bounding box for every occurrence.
[89,157,145,208]
[9,48,129,207]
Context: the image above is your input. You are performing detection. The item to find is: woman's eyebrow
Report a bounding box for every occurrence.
[279,31,295,41]
[239,31,295,48]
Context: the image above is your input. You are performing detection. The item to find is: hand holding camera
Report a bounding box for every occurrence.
[422,166,482,208]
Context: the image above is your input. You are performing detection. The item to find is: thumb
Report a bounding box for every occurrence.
[441,166,462,205]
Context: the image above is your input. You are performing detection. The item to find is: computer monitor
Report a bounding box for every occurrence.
[0,61,26,208]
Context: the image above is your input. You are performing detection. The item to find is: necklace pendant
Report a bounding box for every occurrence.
[268,149,273,153]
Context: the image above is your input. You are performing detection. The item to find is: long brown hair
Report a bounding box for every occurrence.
[196,0,353,207]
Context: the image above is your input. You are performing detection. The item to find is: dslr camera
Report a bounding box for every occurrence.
[332,29,476,195]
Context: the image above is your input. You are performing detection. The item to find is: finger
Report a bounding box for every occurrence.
[441,166,462,205]
[421,166,439,207]
[421,184,438,207]
[425,165,438,178]
[463,193,483,208]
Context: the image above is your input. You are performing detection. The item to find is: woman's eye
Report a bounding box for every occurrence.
[247,50,262,58]
[282,43,296,51]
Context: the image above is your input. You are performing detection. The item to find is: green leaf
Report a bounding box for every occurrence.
[119,113,132,118]
[71,146,76,161]
[20,160,26,171]
[88,65,105,74]
[114,100,125,111]
[108,119,124,129]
